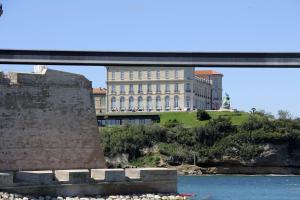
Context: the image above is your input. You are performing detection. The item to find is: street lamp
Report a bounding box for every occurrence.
[0,3,3,17]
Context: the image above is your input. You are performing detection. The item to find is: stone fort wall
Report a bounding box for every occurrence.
[0,69,105,171]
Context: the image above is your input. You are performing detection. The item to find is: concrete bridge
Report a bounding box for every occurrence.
[1,49,300,67]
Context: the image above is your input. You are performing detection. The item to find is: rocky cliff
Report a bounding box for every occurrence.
[181,141,300,175]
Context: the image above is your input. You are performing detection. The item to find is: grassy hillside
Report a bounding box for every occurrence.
[159,111,250,127]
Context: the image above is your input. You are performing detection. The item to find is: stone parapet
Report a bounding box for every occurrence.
[0,168,177,196]
[4,70,91,88]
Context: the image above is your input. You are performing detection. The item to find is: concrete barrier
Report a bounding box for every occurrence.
[16,171,54,185]
[126,168,177,181]
[0,172,13,186]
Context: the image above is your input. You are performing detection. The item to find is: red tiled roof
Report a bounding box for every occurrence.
[92,88,106,94]
[194,70,223,76]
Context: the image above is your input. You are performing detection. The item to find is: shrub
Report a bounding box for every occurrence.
[131,154,161,167]
[164,119,181,128]
[208,116,236,133]
[240,114,278,132]
[157,142,193,165]
[209,132,264,159]
[195,116,236,146]
[101,125,152,159]
[197,109,211,121]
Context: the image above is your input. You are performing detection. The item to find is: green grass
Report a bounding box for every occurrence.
[159,111,250,127]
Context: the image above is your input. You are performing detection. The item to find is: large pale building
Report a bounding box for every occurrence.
[106,67,223,112]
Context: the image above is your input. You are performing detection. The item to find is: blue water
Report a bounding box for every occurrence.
[178,176,300,200]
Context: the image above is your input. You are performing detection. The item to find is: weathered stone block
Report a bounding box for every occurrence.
[15,171,54,185]
[125,168,177,181]
[0,172,13,186]
[91,169,125,182]
[55,170,90,183]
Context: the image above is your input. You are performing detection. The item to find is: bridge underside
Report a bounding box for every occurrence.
[1,49,300,67]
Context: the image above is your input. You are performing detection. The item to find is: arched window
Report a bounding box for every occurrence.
[156,96,161,111]
[111,97,116,111]
[120,96,125,110]
[138,96,143,110]
[129,96,134,110]
[174,95,179,108]
[147,96,152,111]
[165,96,170,110]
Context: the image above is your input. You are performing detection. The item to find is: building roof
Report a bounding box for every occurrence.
[92,87,106,95]
[194,70,223,76]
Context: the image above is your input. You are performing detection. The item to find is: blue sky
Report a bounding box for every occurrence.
[0,0,300,116]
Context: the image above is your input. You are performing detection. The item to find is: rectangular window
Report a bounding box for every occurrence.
[121,71,124,80]
[175,69,179,79]
[130,71,134,80]
[175,83,179,92]
[156,70,160,79]
[129,84,134,94]
[138,71,142,80]
[156,84,161,93]
[112,72,115,80]
[186,96,191,108]
[165,83,170,93]
[111,85,116,93]
[138,84,143,93]
[147,70,151,79]
[186,83,191,92]
[165,70,169,79]
[147,84,152,93]
[120,84,125,94]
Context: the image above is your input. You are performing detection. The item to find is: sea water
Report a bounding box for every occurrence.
[178,175,300,200]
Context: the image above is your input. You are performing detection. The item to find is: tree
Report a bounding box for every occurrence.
[278,110,292,120]
[197,109,211,121]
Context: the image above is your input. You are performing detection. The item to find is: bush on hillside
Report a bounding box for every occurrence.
[195,116,236,146]
[209,132,264,159]
[164,119,181,128]
[101,125,153,159]
[197,109,211,121]
[208,116,236,133]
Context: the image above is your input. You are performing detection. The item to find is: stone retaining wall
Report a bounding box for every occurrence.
[0,168,177,196]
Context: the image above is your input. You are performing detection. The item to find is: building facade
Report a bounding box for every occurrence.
[194,70,223,110]
[106,66,223,112]
[92,87,107,114]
